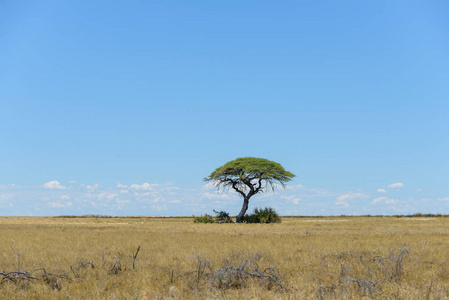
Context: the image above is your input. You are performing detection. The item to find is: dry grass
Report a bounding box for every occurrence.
[1,216,449,299]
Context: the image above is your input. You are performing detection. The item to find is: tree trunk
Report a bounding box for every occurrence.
[236,197,250,223]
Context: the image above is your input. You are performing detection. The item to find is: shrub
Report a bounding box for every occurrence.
[193,210,234,223]
[193,214,215,223]
[188,252,287,291]
[243,207,281,223]
[213,210,233,223]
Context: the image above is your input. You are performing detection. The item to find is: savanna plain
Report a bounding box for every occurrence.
[1,216,449,299]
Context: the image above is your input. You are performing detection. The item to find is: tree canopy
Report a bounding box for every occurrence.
[205,157,295,223]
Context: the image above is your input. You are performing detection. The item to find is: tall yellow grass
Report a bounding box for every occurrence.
[1,216,448,299]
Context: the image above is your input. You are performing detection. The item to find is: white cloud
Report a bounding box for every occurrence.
[387,182,404,189]
[438,197,449,201]
[86,184,99,190]
[49,202,66,208]
[153,204,167,211]
[98,192,118,200]
[1,180,431,217]
[135,191,152,197]
[200,192,234,200]
[43,180,66,190]
[335,200,349,208]
[336,193,368,201]
[281,195,301,205]
[152,197,164,203]
[377,189,387,193]
[0,193,14,201]
[292,198,300,205]
[372,196,387,204]
[115,199,129,204]
[130,183,159,191]
[202,182,217,190]
[371,196,397,205]
[285,184,305,190]
[417,189,423,192]
[167,187,180,191]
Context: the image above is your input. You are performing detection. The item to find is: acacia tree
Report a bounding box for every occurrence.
[204,157,295,223]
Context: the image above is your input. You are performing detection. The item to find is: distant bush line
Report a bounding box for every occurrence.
[53,213,449,219]
[283,213,449,218]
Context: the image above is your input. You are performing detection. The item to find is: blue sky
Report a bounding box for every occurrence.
[1,0,448,216]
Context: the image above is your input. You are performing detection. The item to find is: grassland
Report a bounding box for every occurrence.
[1,216,449,299]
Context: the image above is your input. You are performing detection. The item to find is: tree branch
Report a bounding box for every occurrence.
[242,178,254,193]
[231,180,247,198]
[254,178,264,194]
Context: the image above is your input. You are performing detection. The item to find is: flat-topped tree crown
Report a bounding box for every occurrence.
[204,157,295,223]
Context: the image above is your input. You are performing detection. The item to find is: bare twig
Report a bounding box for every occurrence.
[426,275,434,300]
[186,253,288,291]
[169,270,175,283]
[133,246,140,269]
[11,240,21,272]
[70,265,79,279]
[109,255,122,274]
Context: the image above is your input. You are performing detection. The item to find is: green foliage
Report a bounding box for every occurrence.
[213,210,233,223]
[204,157,295,192]
[243,207,282,223]
[193,214,215,223]
[193,211,234,223]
